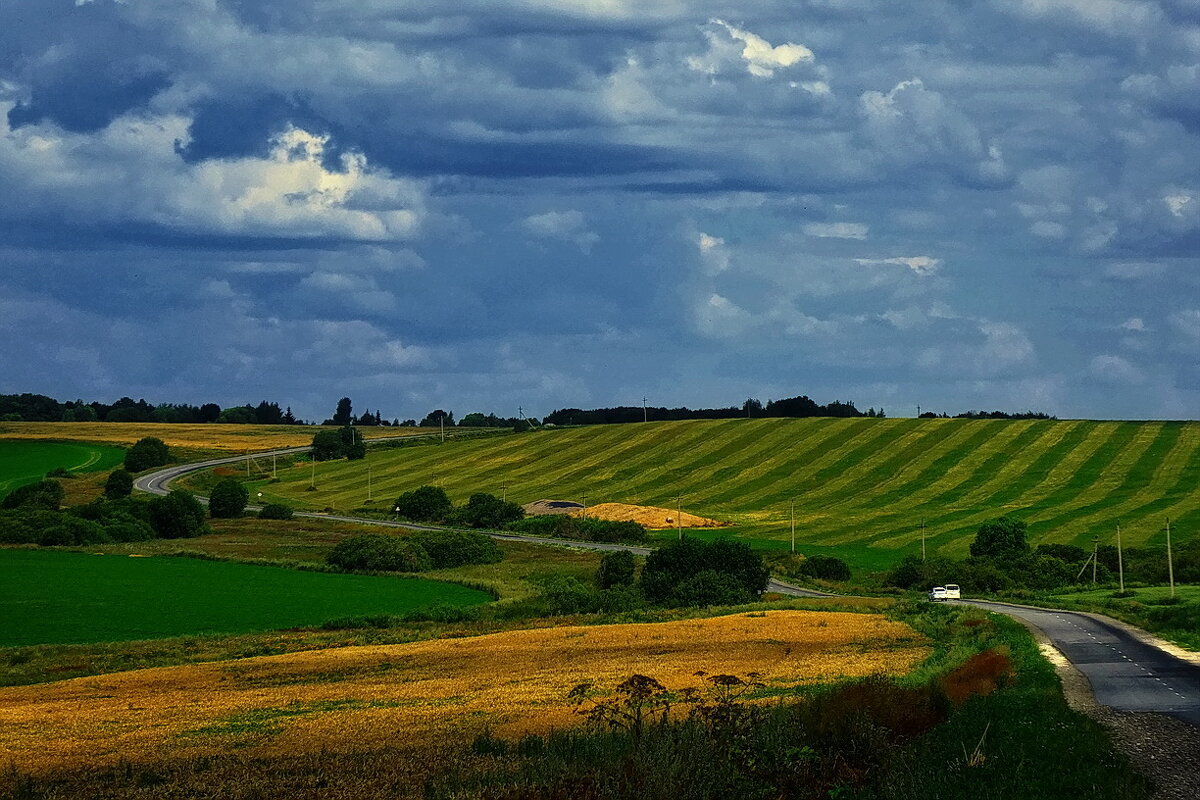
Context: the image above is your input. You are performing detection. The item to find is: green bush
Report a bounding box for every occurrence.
[0,479,65,511]
[668,569,753,607]
[208,478,249,518]
[104,469,133,499]
[596,550,636,589]
[393,485,453,523]
[456,492,524,529]
[639,538,769,605]
[327,534,432,572]
[539,576,600,615]
[147,490,209,539]
[410,529,503,568]
[506,514,647,543]
[39,516,111,546]
[0,510,62,544]
[124,437,170,472]
[258,503,294,520]
[798,554,851,582]
[101,513,155,543]
[3,479,65,511]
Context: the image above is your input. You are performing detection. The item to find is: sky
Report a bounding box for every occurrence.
[1,0,1198,422]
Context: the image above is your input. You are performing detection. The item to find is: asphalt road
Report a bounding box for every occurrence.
[962,599,1200,726]
[132,444,832,599]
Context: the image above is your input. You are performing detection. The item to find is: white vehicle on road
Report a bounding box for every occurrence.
[929,586,947,602]
[943,584,961,600]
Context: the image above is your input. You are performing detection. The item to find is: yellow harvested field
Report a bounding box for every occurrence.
[0,611,927,773]
[0,423,420,452]
[575,501,728,529]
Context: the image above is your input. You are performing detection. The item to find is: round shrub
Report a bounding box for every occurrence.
[102,514,155,543]
[668,570,754,607]
[457,493,524,529]
[327,534,432,572]
[540,576,600,615]
[639,538,769,604]
[393,486,453,522]
[208,478,249,518]
[104,469,134,499]
[258,503,295,520]
[124,437,170,473]
[148,490,208,539]
[0,510,61,544]
[39,516,111,546]
[596,550,636,589]
[798,555,852,582]
[1,479,65,511]
[410,530,503,569]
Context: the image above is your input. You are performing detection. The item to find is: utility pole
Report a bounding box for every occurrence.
[368,464,373,502]
[272,454,277,480]
[921,521,927,562]
[790,500,795,553]
[677,496,682,541]
[310,457,315,490]
[439,414,444,443]
[1092,536,1099,585]
[581,494,587,519]
[1116,521,1125,593]
[1166,517,1176,597]
[502,486,507,502]
[643,397,648,423]
[245,451,250,478]
[917,404,921,417]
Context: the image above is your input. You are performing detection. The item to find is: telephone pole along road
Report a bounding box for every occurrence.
[131,443,832,599]
[134,443,1200,725]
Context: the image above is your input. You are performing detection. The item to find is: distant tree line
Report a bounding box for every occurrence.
[544,394,866,426]
[918,409,1056,420]
[0,393,304,425]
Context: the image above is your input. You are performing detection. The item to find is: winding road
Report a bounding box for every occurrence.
[134,444,1200,726]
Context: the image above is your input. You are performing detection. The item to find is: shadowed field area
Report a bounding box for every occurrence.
[232,418,1200,569]
[0,422,427,452]
[0,440,125,499]
[0,549,492,647]
[0,610,928,776]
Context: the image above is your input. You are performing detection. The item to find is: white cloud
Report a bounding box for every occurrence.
[0,109,425,242]
[1120,317,1147,332]
[688,19,815,79]
[1089,354,1145,384]
[694,292,751,337]
[521,210,600,253]
[696,232,731,274]
[1164,192,1193,217]
[1169,309,1200,340]
[802,221,869,239]
[1003,0,1163,37]
[1030,220,1067,239]
[297,271,396,313]
[855,256,942,276]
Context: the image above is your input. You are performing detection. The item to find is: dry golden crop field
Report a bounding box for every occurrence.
[0,610,927,775]
[0,422,422,452]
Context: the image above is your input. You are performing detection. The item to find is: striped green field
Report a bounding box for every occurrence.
[234,418,1198,570]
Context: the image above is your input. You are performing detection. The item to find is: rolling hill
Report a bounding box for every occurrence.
[228,418,1198,569]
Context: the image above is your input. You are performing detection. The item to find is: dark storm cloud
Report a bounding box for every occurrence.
[0,0,1197,419]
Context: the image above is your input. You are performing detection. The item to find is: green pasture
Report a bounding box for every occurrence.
[225,418,1200,570]
[0,549,491,647]
[0,440,125,499]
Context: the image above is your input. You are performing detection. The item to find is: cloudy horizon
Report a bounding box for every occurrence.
[1,0,1198,422]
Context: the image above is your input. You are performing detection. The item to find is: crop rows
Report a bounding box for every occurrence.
[252,418,1199,565]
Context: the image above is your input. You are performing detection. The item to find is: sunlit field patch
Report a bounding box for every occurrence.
[0,610,928,774]
[0,422,423,452]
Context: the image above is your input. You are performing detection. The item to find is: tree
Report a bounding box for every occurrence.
[217,406,255,424]
[669,570,754,607]
[798,555,851,582]
[639,538,768,604]
[104,469,133,499]
[124,437,170,472]
[327,534,431,572]
[393,485,453,522]
[310,429,347,461]
[969,517,1030,561]
[147,489,208,539]
[596,550,636,589]
[0,479,65,510]
[209,478,249,518]
[259,503,294,520]
[456,492,524,529]
[420,409,454,427]
[199,403,222,423]
[411,529,503,568]
[333,397,353,427]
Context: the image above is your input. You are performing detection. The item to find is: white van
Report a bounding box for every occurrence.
[943,584,961,600]
[928,586,947,602]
